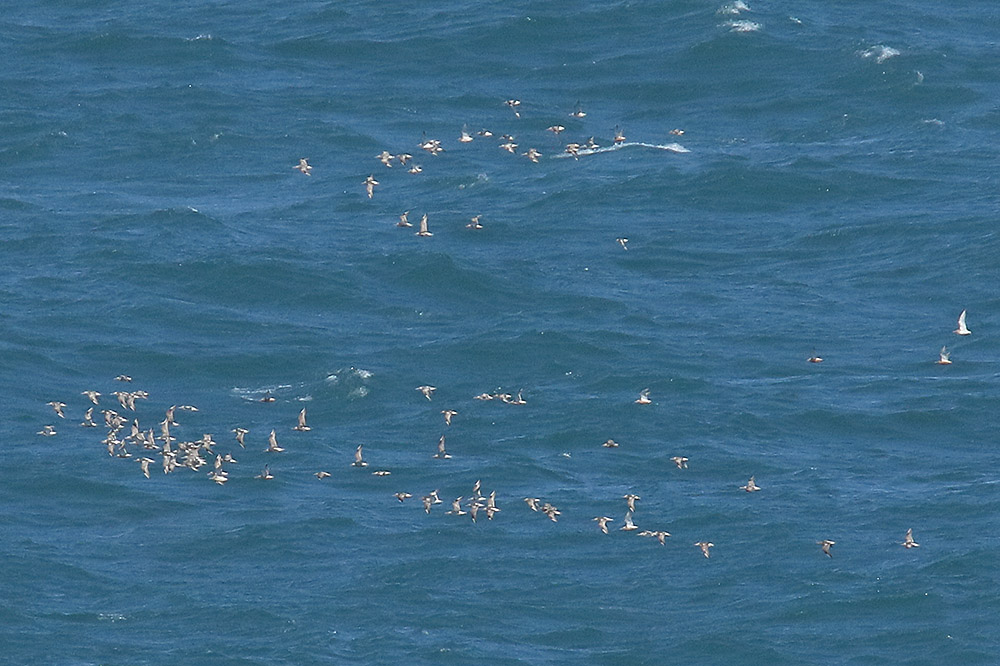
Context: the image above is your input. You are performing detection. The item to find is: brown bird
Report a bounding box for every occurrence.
[818,539,836,557]
[902,528,919,548]
[695,541,714,558]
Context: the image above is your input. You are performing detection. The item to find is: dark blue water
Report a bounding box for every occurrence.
[2,1,999,663]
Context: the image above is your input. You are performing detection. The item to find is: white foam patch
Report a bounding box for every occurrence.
[860,45,900,63]
[717,1,750,15]
[726,19,762,32]
[550,141,689,159]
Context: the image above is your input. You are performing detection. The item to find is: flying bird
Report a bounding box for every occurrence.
[954,309,971,336]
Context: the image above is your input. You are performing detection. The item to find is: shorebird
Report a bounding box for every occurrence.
[640,530,671,545]
[602,439,620,448]
[442,409,457,426]
[541,503,560,522]
[955,309,971,336]
[635,389,651,404]
[138,457,155,479]
[902,528,919,548]
[505,99,521,118]
[353,444,368,467]
[232,427,248,448]
[485,491,500,519]
[523,147,541,163]
[47,401,66,418]
[936,346,952,365]
[524,497,541,512]
[416,213,432,237]
[293,408,310,432]
[294,158,312,175]
[266,429,284,453]
[364,175,378,199]
[477,129,493,138]
[547,125,565,135]
[422,495,433,513]
[81,407,98,427]
[669,128,685,136]
[397,211,412,227]
[419,137,443,155]
[433,435,451,459]
[256,464,274,480]
[447,497,467,515]
[372,470,391,476]
[671,456,689,469]
[428,489,443,504]
[38,425,57,437]
[115,375,132,382]
[394,492,412,502]
[473,392,494,401]
[624,494,641,512]
[613,126,626,144]
[695,542,714,558]
[397,153,413,165]
[466,215,483,230]
[315,471,331,479]
[459,125,474,143]
[81,390,100,405]
[741,475,761,492]
[416,385,436,400]
[408,164,422,174]
[565,143,581,159]
[377,150,394,167]
[570,102,586,118]
[499,140,518,154]
[808,352,824,363]
[621,511,639,531]
[586,136,599,150]
[818,539,836,557]
[594,516,614,534]
[616,237,629,251]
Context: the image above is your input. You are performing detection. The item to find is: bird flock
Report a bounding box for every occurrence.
[36,310,969,560]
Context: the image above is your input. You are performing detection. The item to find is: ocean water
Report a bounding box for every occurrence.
[2,1,999,663]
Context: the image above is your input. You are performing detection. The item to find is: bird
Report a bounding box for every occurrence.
[81,390,101,405]
[293,408,310,432]
[635,388,651,404]
[523,147,541,163]
[602,439,620,448]
[586,136,599,150]
[505,99,521,118]
[640,530,671,545]
[422,495,433,514]
[353,445,368,467]
[695,542,714,558]
[565,143,581,159]
[38,425,57,437]
[955,309,971,335]
[433,435,451,459]
[397,211,412,228]
[671,456,689,469]
[397,153,413,165]
[669,128,685,136]
[541,503,560,522]
[570,102,586,118]
[594,516,614,534]
[377,150,395,167]
[395,492,412,502]
[524,497,541,512]
[547,125,565,134]
[459,125,474,143]
[47,401,66,418]
[416,213,433,237]
[138,457,155,479]
[408,164,423,174]
[442,410,457,426]
[364,175,378,199]
[902,528,919,548]
[817,539,836,557]
[81,407,98,427]
[259,391,276,403]
[114,375,132,382]
[936,346,952,365]
[613,126,626,144]
[620,511,639,531]
[264,429,285,453]
[372,470,391,476]
[447,497,467,515]
[294,158,312,175]
[741,476,761,492]
[617,238,629,251]
[808,352,824,363]
[255,465,274,480]
[315,471,331,479]
[416,385,436,400]
[232,427,248,448]
[624,494,641,512]
[466,215,483,230]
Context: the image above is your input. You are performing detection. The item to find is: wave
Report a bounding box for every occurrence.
[549,141,689,159]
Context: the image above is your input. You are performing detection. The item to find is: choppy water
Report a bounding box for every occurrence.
[2,1,999,663]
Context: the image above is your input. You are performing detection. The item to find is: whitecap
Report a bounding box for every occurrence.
[717,1,750,15]
[860,45,900,64]
[550,141,689,159]
[726,19,762,33]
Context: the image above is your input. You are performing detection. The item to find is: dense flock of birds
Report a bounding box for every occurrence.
[36,307,972,560]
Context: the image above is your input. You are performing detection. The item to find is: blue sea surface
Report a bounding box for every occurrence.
[2,1,999,663]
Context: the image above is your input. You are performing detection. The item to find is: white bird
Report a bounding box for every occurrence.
[47,401,66,418]
[416,213,433,237]
[353,444,368,467]
[741,475,761,492]
[266,429,284,452]
[954,309,971,336]
[620,511,639,531]
[294,158,312,175]
[902,528,919,548]
[594,516,614,534]
[434,435,451,459]
[936,346,952,365]
[416,385,436,400]
[635,388,651,404]
[293,408,310,431]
